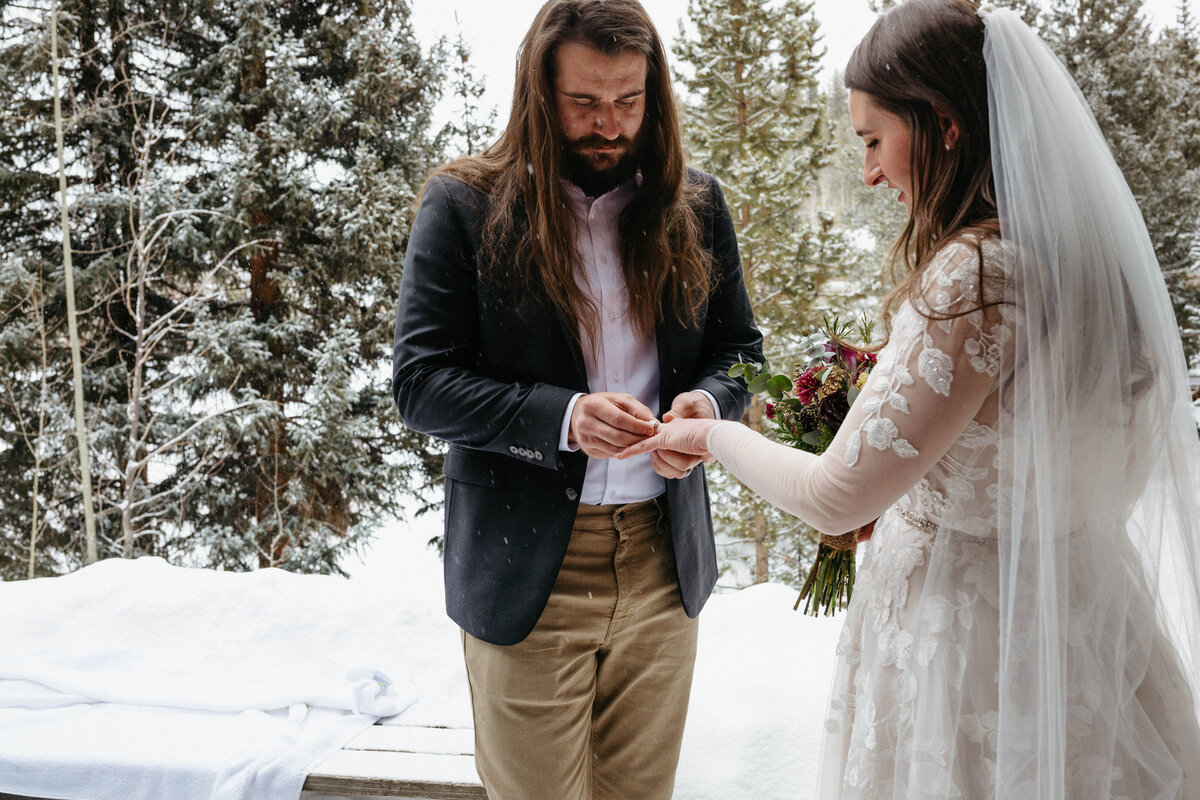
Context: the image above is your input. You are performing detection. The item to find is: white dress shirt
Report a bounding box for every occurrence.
[556,178,717,505]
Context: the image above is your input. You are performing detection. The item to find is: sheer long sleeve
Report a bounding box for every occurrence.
[707,240,1010,534]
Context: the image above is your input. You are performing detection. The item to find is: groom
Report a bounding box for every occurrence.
[391,0,761,797]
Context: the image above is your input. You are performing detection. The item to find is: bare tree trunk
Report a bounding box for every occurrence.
[745,393,771,583]
[122,234,147,558]
[51,0,99,564]
[29,269,50,579]
[122,88,151,559]
[752,507,769,583]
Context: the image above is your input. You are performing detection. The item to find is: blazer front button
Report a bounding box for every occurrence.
[566,488,578,501]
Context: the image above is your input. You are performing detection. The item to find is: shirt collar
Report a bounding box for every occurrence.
[561,172,642,216]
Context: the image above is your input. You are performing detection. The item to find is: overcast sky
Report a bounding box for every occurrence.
[410,0,1192,129]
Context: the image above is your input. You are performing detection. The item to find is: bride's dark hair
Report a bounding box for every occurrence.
[845,0,1001,330]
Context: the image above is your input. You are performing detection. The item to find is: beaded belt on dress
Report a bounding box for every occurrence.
[899,510,939,533]
[898,509,995,545]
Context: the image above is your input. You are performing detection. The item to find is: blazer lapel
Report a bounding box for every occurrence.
[556,314,589,390]
[656,315,675,411]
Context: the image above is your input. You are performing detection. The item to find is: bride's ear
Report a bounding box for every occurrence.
[932,101,961,151]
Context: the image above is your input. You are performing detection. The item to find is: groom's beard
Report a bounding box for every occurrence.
[561,133,640,198]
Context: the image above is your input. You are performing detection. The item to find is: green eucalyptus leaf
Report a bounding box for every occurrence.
[847,385,860,407]
[747,373,772,394]
[768,374,793,399]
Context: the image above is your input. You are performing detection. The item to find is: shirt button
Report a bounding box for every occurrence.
[566,488,579,501]
[611,372,620,382]
[600,256,609,264]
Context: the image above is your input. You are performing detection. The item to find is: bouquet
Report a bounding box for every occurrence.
[728,317,875,616]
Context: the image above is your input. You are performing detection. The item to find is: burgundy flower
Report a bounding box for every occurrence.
[794,367,822,406]
[819,393,850,428]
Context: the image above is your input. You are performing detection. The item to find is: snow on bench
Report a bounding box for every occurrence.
[301,723,486,800]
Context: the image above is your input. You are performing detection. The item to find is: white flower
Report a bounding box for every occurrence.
[918,341,953,396]
[865,417,899,450]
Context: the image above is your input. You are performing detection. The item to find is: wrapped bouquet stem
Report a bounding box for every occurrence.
[795,531,858,616]
[730,317,875,617]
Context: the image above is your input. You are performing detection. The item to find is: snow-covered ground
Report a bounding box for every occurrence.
[343,513,843,800]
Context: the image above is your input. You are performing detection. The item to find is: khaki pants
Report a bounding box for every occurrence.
[463,497,699,800]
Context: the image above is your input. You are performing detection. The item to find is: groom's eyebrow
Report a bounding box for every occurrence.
[561,89,645,101]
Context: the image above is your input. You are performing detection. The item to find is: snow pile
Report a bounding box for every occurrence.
[0,558,419,800]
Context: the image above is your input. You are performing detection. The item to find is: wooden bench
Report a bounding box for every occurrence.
[301,724,487,800]
[0,724,485,800]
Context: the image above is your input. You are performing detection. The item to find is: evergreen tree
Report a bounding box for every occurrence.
[171,0,447,572]
[443,29,496,158]
[1041,0,1200,360]
[0,0,446,578]
[0,0,138,575]
[1156,0,1200,359]
[674,0,852,584]
[816,70,903,313]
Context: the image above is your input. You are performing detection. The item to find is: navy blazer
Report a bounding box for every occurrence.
[392,168,762,645]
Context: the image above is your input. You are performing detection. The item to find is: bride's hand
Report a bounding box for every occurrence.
[617,417,718,462]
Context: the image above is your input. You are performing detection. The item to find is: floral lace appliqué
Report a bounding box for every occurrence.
[844,240,1009,469]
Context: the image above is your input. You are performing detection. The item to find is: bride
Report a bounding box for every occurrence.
[622,1,1200,797]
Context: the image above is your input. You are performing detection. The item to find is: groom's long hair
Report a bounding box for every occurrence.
[429,0,714,348]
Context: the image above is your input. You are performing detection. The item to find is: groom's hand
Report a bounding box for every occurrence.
[662,391,714,425]
[647,391,713,479]
[569,392,659,460]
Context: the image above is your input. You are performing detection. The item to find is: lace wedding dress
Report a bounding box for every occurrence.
[706,237,1200,799]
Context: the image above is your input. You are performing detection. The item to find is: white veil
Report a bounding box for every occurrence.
[981,6,1200,798]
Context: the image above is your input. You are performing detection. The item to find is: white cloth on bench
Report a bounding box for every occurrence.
[0,557,417,800]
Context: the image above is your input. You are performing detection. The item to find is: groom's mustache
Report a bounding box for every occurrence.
[569,134,637,152]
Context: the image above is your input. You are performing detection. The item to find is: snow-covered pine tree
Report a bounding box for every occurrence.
[166,0,446,572]
[443,29,496,158]
[0,0,446,578]
[1155,0,1200,360]
[0,0,157,576]
[673,0,853,585]
[816,70,902,313]
[1041,0,1200,361]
